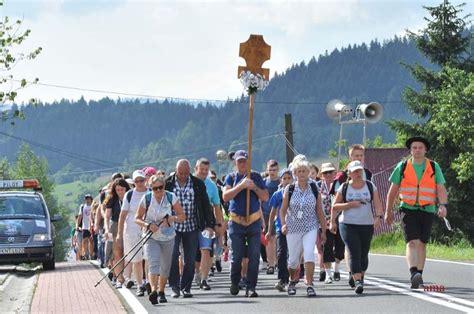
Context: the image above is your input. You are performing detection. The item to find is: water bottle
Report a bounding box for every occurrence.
[201,229,215,239]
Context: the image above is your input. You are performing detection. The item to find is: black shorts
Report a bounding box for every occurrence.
[82,229,91,239]
[400,208,435,244]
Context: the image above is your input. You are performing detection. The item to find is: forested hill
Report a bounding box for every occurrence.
[0,37,434,182]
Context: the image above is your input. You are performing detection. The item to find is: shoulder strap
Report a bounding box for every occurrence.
[126,189,133,203]
[366,180,374,201]
[165,191,173,205]
[288,183,296,202]
[429,160,436,178]
[144,192,152,219]
[309,182,319,200]
[341,182,349,203]
[400,160,408,180]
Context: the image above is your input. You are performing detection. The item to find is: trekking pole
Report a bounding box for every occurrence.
[94,230,152,287]
[112,215,169,284]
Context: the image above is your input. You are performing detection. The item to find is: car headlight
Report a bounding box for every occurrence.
[33,234,51,241]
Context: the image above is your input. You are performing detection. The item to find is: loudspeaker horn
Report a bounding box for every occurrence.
[326,99,353,120]
[359,102,384,124]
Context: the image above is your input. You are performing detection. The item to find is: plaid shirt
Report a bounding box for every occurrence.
[173,176,198,232]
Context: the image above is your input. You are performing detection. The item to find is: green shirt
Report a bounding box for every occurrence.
[389,158,445,213]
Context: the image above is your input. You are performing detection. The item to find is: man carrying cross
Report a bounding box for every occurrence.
[223,150,268,297]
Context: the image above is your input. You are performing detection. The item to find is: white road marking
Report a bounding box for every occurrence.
[369,253,474,267]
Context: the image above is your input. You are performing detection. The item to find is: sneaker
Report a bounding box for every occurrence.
[200,280,211,291]
[194,273,201,286]
[126,280,134,289]
[171,286,180,298]
[274,280,286,292]
[266,266,275,275]
[115,281,123,289]
[410,272,423,289]
[318,270,326,282]
[306,286,316,297]
[145,282,152,295]
[355,280,364,294]
[108,272,114,281]
[149,291,159,305]
[287,282,296,296]
[158,291,167,303]
[209,267,215,277]
[245,288,258,297]
[334,272,341,281]
[136,286,145,297]
[182,290,193,298]
[325,277,333,284]
[230,283,240,295]
[238,278,247,290]
[216,260,222,273]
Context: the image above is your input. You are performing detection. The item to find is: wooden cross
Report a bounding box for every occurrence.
[238,34,271,79]
[237,34,271,222]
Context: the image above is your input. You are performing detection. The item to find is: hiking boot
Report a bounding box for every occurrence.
[182,290,193,298]
[274,280,286,292]
[158,291,167,303]
[149,291,159,305]
[230,283,239,295]
[410,272,423,289]
[334,272,341,281]
[318,270,326,282]
[171,286,180,298]
[355,280,364,294]
[348,273,355,288]
[200,280,211,291]
[245,288,258,297]
[136,286,145,297]
[126,280,134,289]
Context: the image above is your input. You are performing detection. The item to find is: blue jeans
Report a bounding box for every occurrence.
[97,230,105,266]
[276,231,289,283]
[229,220,261,290]
[339,223,374,274]
[169,229,199,292]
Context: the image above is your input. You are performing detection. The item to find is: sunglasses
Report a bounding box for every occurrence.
[152,185,164,191]
[134,178,145,183]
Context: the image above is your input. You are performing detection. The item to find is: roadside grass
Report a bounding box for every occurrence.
[53,178,106,211]
[371,226,474,262]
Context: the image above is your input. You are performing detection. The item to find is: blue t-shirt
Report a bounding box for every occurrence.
[224,171,265,216]
[268,189,284,233]
[261,178,280,215]
[204,177,221,206]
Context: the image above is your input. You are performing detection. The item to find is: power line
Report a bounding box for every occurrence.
[6,78,407,106]
[0,131,121,167]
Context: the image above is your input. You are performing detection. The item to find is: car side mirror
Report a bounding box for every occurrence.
[51,214,62,222]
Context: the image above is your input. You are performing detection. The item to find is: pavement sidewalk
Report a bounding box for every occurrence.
[30,262,128,313]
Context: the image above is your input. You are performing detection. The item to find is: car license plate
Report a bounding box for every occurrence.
[0,247,25,254]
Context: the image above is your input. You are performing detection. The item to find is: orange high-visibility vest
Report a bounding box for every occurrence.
[399,159,437,206]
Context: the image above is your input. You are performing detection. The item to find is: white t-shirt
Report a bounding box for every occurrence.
[121,189,148,234]
[78,204,92,230]
[337,182,376,225]
[139,192,178,241]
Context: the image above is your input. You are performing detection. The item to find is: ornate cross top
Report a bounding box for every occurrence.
[238,34,271,79]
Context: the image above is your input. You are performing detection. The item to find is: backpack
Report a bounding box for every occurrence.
[400,159,436,180]
[288,182,319,202]
[341,181,374,203]
[77,204,84,227]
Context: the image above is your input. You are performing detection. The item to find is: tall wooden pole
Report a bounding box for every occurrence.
[246,94,255,221]
[284,113,295,167]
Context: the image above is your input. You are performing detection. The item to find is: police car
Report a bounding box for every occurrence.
[0,180,62,270]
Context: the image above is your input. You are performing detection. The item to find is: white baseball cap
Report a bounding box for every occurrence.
[347,160,364,172]
[132,170,146,180]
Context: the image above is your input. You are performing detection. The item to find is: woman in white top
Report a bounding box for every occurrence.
[280,159,327,297]
[330,160,384,295]
[135,175,186,305]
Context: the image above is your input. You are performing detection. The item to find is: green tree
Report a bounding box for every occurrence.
[12,144,70,261]
[388,1,474,241]
[0,0,42,122]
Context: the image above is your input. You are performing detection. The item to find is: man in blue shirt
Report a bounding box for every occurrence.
[223,150,268,297]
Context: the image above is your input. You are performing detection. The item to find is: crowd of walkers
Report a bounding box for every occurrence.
[70,136,448,305]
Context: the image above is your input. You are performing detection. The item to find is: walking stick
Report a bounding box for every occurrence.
[237,34,271,222]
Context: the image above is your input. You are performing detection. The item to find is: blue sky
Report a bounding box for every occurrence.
[1,0,470,103]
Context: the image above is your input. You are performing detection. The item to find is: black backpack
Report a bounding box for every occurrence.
[341,181,374,203]
[288,181,319,202]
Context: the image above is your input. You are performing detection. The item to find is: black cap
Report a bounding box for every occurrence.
[406,136,431,151]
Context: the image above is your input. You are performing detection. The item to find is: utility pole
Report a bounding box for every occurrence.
[284,113,295,167]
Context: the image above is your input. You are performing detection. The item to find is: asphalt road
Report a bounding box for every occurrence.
[0,265,38,313]
[110,254,474,313]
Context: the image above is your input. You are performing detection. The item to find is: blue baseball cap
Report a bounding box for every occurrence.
[279,168,292,178]
[234,150,248,161]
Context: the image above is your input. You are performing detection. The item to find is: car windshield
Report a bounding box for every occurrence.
[0,195,46,218]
